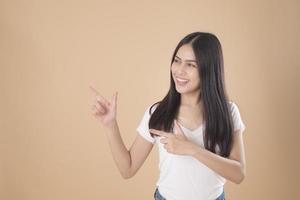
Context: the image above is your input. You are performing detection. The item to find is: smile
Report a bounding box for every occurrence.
[176,77,189,83]
[175,77,189,86]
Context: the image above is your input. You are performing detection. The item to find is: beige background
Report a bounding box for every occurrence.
[1,0,299,199]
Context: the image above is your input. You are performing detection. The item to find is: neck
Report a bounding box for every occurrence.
[180,91,202,108]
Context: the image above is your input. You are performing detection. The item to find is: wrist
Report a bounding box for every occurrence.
[189,142,201,157]
[106,120,118,131]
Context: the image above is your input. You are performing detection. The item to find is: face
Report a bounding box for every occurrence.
[171,44,201,94]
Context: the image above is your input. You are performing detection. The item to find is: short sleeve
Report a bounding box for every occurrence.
[230,101,246,133]
[136,105,157,144]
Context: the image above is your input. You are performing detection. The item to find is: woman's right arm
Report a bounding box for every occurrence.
[90,86,154,179]
[105,120,154,179]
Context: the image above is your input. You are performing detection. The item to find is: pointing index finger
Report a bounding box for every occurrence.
[89,85,100,95]
[89,85,110,105]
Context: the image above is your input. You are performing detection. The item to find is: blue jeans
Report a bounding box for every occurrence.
[154,187,226,200]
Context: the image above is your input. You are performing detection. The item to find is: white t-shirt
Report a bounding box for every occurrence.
[136,101,246,200]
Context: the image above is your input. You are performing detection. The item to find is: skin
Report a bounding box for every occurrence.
[172,44,201,107]
[90,44,246,184]
[172,44,204,129]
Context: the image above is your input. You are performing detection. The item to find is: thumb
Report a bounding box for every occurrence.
[174,120,185,136]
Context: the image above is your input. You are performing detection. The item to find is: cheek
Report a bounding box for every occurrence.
[171,65,176,76]
[170,64,176,71]
[191,72,201,84]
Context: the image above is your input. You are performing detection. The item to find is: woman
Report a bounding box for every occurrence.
[90,32,246,200]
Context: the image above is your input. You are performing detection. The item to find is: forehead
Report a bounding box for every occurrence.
[176,44,195,60]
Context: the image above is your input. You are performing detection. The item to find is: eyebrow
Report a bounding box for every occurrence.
[175,55,197,63]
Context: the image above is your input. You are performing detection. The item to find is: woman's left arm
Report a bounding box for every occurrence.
[191,130,246,184]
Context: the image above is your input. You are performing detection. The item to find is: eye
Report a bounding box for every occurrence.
[188,63,196,67]
[174,59,179,63]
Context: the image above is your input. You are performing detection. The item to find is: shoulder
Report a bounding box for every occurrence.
[139,102,159,119]
[228,101,240,112]
[228,100,246,132]
[228,100,243,120]
[147,102,160,115]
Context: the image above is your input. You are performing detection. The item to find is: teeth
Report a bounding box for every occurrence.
[176,78,188,82]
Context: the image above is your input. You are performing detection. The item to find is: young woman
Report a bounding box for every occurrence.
[90,32,246,200]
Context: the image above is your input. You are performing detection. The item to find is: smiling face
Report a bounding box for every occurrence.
[171,44,201,94]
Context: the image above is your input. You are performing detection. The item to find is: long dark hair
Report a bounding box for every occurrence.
[148,32,234,158]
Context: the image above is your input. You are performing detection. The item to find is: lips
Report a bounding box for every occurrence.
[175,77,189,86]
[176,77,189,83]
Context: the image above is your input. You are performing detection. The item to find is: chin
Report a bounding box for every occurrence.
[175,87,191,94]
[176,85,199,94]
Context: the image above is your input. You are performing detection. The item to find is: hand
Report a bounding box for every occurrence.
[89,85,118,128]
[149,120,198,156]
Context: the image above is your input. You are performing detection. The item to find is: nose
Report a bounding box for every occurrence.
[177,63,187,75]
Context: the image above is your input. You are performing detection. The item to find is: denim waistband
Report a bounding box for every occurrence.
[154,187,225,200]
